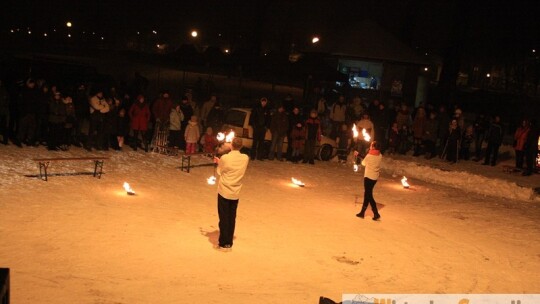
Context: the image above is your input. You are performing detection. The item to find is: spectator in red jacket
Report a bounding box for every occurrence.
[152,91,173,131]
[514,119,530,169]
[129,94,151,151]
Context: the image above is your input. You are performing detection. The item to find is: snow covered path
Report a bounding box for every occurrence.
[0,145,539,303]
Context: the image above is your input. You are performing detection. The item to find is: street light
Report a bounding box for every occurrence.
[424,67,429,71]
[486,73,491,78]
[311,36,320,44]
[191,30,198,38]
[66,21,72,28]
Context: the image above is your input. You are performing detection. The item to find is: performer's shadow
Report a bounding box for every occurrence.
[199,227,236,247]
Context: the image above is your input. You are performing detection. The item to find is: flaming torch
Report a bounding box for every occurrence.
[401,176,410,189]
[291,177,305,187]
[225,130,235,143]
[352,124,359,139]
[362,128,371,142]
[123,182,135,195]
[353,164,359,172]
[207,176,216,185]
[216,132,225,141]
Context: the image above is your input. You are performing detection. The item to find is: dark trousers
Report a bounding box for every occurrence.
[17,114,36,144]
[525,148,537,174]
[251,127,266,160]
[515,150,525,169]
[474,133,484,159]
[268,134,285,160]
[360,177,379,216]
[484,142,500,165]
[218,194,239,247]
[0,114,8,144]
[303,139,316,162]
[47,122,64,149]
[87,113,104,149]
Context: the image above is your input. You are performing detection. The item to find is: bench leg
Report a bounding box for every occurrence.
[38,162,49,181]
[181,155,191,173]
[94,160,104,178]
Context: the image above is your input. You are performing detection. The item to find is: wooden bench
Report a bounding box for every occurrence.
[32,157,109,181]
[180,153,214,173]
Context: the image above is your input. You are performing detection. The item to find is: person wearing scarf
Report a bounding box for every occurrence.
[355,141,382,221]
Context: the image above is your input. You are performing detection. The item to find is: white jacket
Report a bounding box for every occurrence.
[217,150,249,200]
[361,152,382,180]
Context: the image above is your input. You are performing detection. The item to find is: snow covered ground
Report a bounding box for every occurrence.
[0,144,539,304]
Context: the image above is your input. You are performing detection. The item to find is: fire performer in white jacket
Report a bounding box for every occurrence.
[355,141,382,221]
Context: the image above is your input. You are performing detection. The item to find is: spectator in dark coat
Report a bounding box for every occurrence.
[473,113,489,161]
[460,125,474,160]
[523,119,539,176]
[0,80,9,145]
[16,79,40,147]
[483,115,503,166]
[422,112,439,159]
[47,92,67,150]
[445,119,461,163]
[290,122,305,163]
[437,105,451,156]
[303,109,322,164]
[152,91,173,130]
[268,105,289,161]
[513,119,530,169]
[249,97,271,160]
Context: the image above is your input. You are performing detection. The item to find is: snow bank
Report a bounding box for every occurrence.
[381,158,538,202]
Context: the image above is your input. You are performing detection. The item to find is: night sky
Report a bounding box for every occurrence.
[2,0,539,61]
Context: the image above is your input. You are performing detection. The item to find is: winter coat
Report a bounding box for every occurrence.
[206,106,224,130]
[305,117,322,141]
[169,109,184,131]
[336,129,351,150]
[514,126,530,151]
[200,99,216,123]
[0,84,10,115]
[129,102,151,131]
[269,111,289,137]
[395,110,411,130]
[423,118,439,142]
[486,122,503,145]
[411,115,426,139]
[19,87,40,115]
[388,127,399,148]
[152,97,173,122]
[330,102,347,122]
[117,116,130,137]
[250,104,271,129]
[290,126,305,149]
[200,133,218,153]
[180,103,194,123]
[184,121,200,143]
[48,99,66,124]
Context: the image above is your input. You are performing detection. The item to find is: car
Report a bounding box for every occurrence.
[221,107,338,161]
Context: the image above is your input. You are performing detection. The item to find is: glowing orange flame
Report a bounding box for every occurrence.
[352,124,359,138]
[362,128,371,142]
[123,182,135,195]
[401,176,410,188]
[207,176,216,185]
[291,177,305,187]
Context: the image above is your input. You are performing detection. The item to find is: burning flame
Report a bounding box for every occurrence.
[216,132,225,141]
[401,176,410,189]
[353,164,359,172]
[207,176,216,185]
[123,182,135,195]
[291,177,305,187]
[362,128,371,142]
[225,131,235,143]
[352,124,359,139]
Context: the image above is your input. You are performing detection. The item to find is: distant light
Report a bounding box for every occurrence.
[28,30,31,34]
[43,33,48,37]
[311,36,320,44]
[82,31,86,34]
[425,52,428,56]
[16,28,20,32]
[156,44,160,48]
[67,34,71,38]
[486,73,491,78]
[10,29,14,33]
[224,49,229,53]
[152,30,157,34]
[53,29,56,32]
[424,67,429,71]
[218,33,222,37]
[264,53,267,56]
[66,21,72,28]
[137,31,140,35]
[101,36,104,40]
[92,32,95,35]
[533,49,537,53]
[191,30,198,38]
